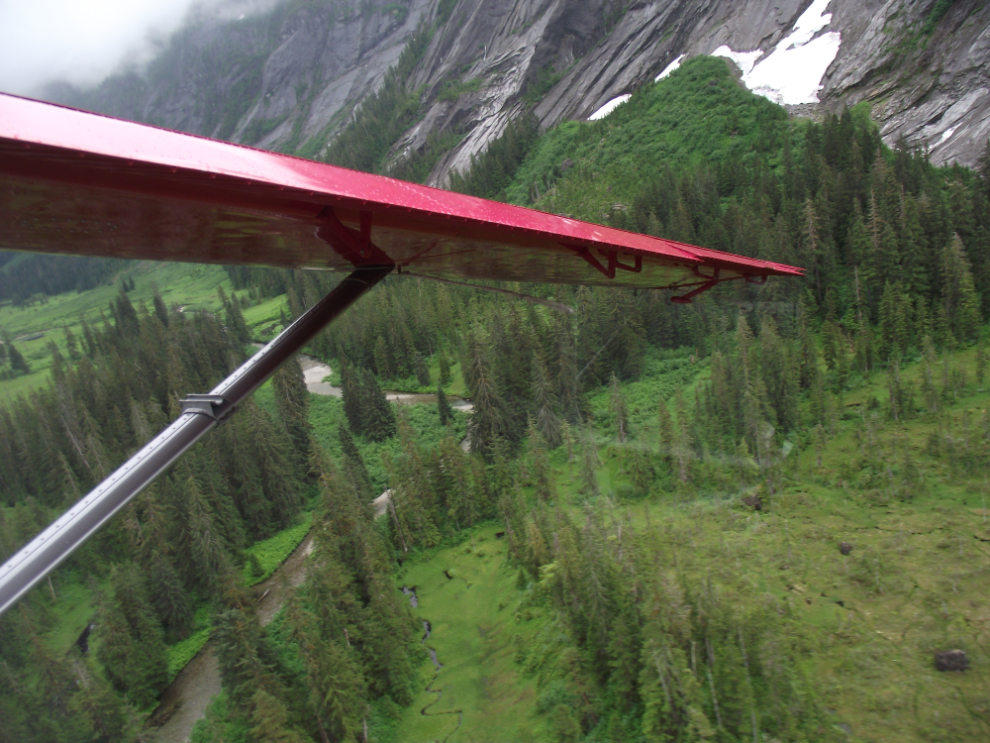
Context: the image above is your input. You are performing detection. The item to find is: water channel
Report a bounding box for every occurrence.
[401,586,463,741]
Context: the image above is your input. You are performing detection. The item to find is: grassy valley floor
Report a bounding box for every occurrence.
[393,524,543,743]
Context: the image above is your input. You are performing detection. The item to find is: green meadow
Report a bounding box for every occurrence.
[392,522,544,743]
[0,261,292,399]
[377,334,990,742]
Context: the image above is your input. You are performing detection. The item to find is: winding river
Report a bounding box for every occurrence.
[298,354,474,412]
[149,535,315,741]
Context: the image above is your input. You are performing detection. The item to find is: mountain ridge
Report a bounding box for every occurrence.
[42,0,990,186]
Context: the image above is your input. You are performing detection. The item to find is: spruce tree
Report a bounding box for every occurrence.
[250,688,314,743]
[272,356,311,464]
[438,347,453,386]
[437,384,454,426]
[340,361,363,434]
[467,332,509,457]
[580,423,600,498]
[977,331,987,385]
[286,605,365,743]
[4,337,28,376]
[226,293,252,344]
[214,606,282,712]
[96,564,169,708]
[413,351,431,386]
[152,286,170,327]
[608,373,629,443]
[941,233,981,342]
[146,552,191,642]
[532,356,562,448]
[337,424,374,500]
[70,665,132,742]
[360,369,396,442]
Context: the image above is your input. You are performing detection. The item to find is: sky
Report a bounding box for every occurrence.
[0,0,271,96]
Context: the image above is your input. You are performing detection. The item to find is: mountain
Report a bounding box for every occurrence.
[47,0,989,186]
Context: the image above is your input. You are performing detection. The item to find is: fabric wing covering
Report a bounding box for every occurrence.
[0,93,802,292]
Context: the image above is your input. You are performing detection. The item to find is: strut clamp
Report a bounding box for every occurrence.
[180,394,232,424]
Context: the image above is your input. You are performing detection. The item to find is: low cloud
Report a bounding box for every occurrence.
[0,0,274,96]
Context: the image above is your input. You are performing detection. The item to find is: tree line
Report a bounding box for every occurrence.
[0,286,313,742]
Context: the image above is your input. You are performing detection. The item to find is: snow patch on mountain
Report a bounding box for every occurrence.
[655,54,686,82]
[589,93,631,120]
[712,0,841,106]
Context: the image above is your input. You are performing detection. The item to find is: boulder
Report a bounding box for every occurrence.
[935,649,969,672]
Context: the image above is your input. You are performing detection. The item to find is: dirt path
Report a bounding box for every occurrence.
[149,534,315,742]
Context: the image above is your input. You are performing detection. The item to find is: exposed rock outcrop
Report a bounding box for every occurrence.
[46,0,990,187]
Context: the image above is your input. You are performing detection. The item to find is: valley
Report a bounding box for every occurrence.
[1,5,990,740]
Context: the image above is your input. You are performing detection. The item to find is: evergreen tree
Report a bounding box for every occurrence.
[71,666,133,742]
[152,286,170,327]
[413,351,430,386]
[149,553,192,642]
[609,373,629,443]
[337,424,374,500]
[467,332,509,457]
[437,384,454,426]
[340,361,363,434]
[249,688,313,743]
[941,233,981,342]
[438,347,453,387]
[360,369,396,442]
[96,564,169,708]
[4,336,29,376]
[532,356,562,448]
[273,357,311,465]
[214,606,283,713]
[226,293,252,344]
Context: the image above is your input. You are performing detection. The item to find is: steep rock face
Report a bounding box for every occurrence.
[534,0,989,169]
[822,0,990,168]
[54,0,435,152]
[395,0,617,181]
[235,0,435,150]
[49,0,990,187]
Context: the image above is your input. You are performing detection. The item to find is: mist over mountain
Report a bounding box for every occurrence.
[39,0,990,184]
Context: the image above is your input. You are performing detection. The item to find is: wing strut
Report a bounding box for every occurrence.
[0,265,392,617]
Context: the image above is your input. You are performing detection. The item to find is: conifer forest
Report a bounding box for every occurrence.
[2,56,990,742]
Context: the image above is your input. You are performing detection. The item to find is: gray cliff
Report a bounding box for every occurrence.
[46,0,990,186]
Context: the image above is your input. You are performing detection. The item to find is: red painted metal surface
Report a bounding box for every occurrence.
[0,93,803,290]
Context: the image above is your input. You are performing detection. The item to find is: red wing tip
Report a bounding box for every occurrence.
[660,238,804,276]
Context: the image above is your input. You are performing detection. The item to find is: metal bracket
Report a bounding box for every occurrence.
[180,394,231,424]
[671,268,720,304]
[317,207,392,267]
[572,246,642,279]
[669,268,769,304]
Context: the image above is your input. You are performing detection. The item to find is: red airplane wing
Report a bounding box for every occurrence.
[0,93,802,291]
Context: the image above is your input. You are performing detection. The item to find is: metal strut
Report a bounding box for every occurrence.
[669,268,768,304]
[0,265,392,617]
[573,246,643,279]
[670,268,721,304]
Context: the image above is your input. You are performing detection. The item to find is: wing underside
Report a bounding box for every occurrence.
[0,92,803,291]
